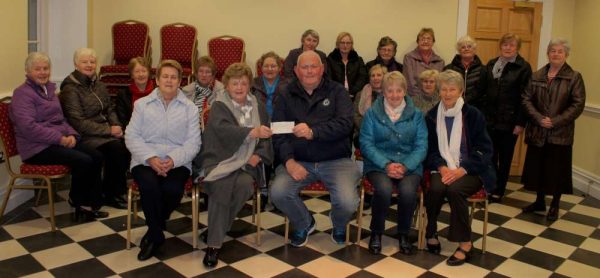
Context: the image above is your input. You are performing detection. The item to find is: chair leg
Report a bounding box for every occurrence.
[133,195,138,223]
[284,217,289,244]
[417,191,426,250]
[482,200,488,253]
[0,178,16,223]
[356,186,364,244]
[256,191,261,246]
[252,190,257,224]
[192,185,198,249]
[469,201,475,226]
[126,187,133,250]
[345,222,350,245]
[44,177,56,232]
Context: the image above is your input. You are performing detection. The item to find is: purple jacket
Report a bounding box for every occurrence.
[9,78,78,160]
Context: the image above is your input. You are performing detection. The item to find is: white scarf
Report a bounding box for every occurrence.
[383,98,406,122]
[436,97,464,169]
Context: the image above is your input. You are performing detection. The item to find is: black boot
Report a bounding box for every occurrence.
[399,234,413,255]
[368,233,382,254]
[203,247,220,267]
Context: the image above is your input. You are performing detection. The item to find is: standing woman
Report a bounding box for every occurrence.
[443,36,486,107]
[115,57,154,129]
[481,33,532,203]
[283,29,328,80]
[327,32,368,100]
[199,63,273,267]
[125,60,201,261]
[365,36,403,73]
[60,48,130,209]
[10,52,107,219]
[403,28,445,97]
[521,39,585,221]
[360,71,428,255]
[425,70,495,266]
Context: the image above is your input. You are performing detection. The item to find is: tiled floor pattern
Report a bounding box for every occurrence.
[1,180,600,277]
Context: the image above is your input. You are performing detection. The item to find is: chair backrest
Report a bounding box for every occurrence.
[208,35,245,81]
[0,98,18,162]
[160,23,197,70]
[112,20,150,65]
[255,56,285,77]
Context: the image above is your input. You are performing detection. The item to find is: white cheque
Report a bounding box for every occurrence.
[271,121,295,134]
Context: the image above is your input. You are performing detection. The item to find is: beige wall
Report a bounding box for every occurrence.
[90,0,459,73]
[0,1,27,94]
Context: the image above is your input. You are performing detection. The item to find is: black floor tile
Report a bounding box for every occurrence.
[17,230,73,253]
[329,244,386,268]
[561,211,600,227]
[511,247,565,271]
[154,237,193,260]
[208,240,260,264]
[468,250,508,270]
[165,216,194,235]
[419,271,448,278]
[194,265,251,278]
[500,197,531,209]
[0,254,46,277]
[515,211,554,226]
[538,228,586,247]
[473,210,511,226]
[173,201,193,216]
[79,233,131,257]
[120,262,184,278]
[485,272,510,278]
[0,227,12,242]
[569,248,600,268]
[549,273,571,278]
[266,245,323,267]
[0,207,43,225]
[49,258,115,278]
[589,229,600,240]
[392,250,446,269]
[51,212,96,229]
[272,268,317,278]
[580,196,600,208]
[346,269,383,278]
[101,215,144,232]
[226,219,259,238]
[488,227,535,246]
[267,223,287,237]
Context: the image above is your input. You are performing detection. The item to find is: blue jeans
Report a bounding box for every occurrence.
[270,158,360,231]
[367,172,420,235]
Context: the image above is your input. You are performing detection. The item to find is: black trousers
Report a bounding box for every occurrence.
[490,129,518,197]
[425,173,481,242]
[25,144,103,208]
[132,165,190,243]
[78,140,130,199]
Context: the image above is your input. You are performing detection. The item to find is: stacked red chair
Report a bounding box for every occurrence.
[207,35,245,81]
[159,23,198,86]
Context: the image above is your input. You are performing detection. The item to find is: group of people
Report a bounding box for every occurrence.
[8,27,585,269]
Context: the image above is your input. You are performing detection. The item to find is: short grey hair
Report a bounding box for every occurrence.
[25,52,51,72]
[73,48,97,64]
[437,70,464,92]
[456,35,477,52]
[547,38,570,56]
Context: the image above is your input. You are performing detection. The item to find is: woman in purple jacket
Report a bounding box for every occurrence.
[10,52,107,220]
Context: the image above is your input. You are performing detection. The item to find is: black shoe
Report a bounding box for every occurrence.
[74,207,109,220]
[426,236,441,254]
[104,197,127,210]
[547,206,559,221]
[488,194,503,203]
[446,245,473,266]
[522,202,546,214]
[200,229,208,244]
[139,234,150,250]
[203,247,220,267]
[399,234,413,255]
[368,233,382,254]
[137,241,161,261]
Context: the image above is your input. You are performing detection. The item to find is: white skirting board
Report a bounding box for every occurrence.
[0,187,34,215]
[572,166,600,200]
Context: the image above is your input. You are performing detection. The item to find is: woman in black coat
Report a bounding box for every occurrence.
[443,36,486,108]
[327,32,368,100]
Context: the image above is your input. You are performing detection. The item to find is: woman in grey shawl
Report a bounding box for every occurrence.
[198,63,273,268]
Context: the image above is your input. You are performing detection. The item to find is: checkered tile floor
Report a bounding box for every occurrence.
[1,178,600,277]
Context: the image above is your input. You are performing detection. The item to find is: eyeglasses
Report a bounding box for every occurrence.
[262,64,279,69]
[339,41,353,45]
[460,45,474,50]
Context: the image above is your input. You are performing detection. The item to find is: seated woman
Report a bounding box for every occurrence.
[10,52,107,220]
[283,29,328,80]
[198,63,273,267]
[359,71,427,255]
[115,57,154,129]
[60,48,130,209]
[412,69,440,113]
[365,36,403,73]
[443,35,486,107]
[125,60,201,261]
[353,64,387,148]
[424,70,495,266]
[327,32,368,100]
[182,55,225,117]
[403,28,445,96]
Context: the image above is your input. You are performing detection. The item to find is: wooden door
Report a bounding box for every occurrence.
[468,0,543,176]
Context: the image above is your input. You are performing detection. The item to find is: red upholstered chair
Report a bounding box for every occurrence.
[255,56,285,78]
[126,178,198,249]
[0,98,70,231]
[99,20,151,95]
[283,181,361,245]
[207,35,245,81]
[468,188,489,253]
[160,23,198,86]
